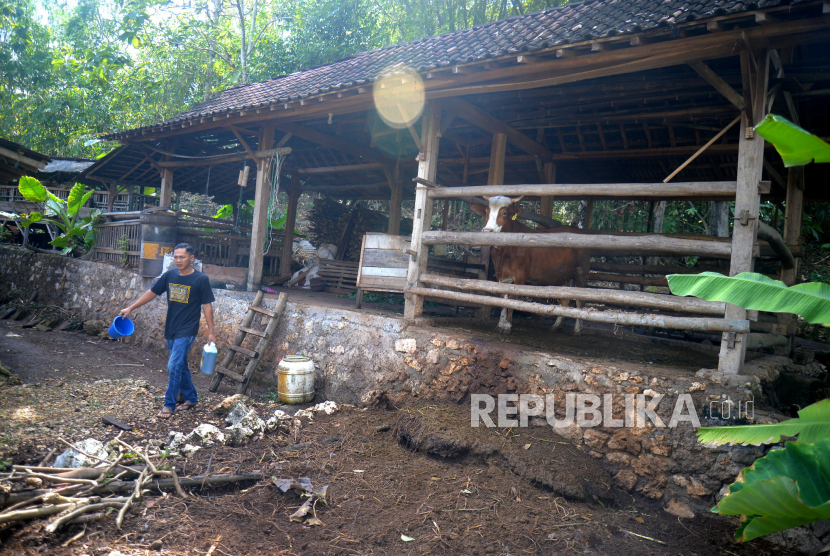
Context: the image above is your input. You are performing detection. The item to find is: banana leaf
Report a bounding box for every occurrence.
[66,183,86,215]
[713,437,830,541]
[18,176,46,202]
[754,114,830,167]
[697,399,830,446]
[213,204,233,219]
[667,272,830,324]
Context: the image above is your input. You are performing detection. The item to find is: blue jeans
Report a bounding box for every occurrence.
[165,336,197,411]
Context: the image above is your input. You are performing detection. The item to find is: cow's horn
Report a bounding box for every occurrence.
[482,196,490,201]
[510,196,524,203]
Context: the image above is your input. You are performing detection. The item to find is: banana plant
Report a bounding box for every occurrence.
[667,272,830,325]
[714,436,830,542]
[698,399,830,446]
[697,400,830,541]
[16,176,102,255]
[754,114,830,167]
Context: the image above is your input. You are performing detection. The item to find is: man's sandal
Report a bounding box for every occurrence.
[157,407,175,419]
[176,401,197,412]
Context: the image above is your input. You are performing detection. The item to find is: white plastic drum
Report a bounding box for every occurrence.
[277,355,315,404]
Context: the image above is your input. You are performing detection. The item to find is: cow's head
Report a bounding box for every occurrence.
[470,195,524,232]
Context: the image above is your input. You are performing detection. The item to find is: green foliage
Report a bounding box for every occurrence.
[0,0,570,158]
[754,114,830,167]
[212,201,307,236]
[667,272,830,325]
[712,436,830,542]
[697,399,830,446]
[17,177,102,254]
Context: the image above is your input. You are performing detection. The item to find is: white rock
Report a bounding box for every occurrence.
[294,408,315,419]
[223,409,266,446]
[394,339,417,354]
[265,410,292,432]
[313,401,339,415]
[237,410,266,433]
[187,424,226,446]
[54,438,108,468]
[225,402,252,426]
[224,423,255,446]
[180,444,201,456]
[166,431,187,451]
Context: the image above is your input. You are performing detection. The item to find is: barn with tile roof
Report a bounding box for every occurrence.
[83,0,830,374]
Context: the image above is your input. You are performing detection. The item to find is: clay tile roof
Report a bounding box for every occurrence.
[129,0,804,132]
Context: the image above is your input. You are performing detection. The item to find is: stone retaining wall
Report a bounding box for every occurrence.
[2,246,826,552]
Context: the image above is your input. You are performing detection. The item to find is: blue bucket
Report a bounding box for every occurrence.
[109,316,135,339]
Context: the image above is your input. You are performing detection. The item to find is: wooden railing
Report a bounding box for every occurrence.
[90,219,141,267]
[407,180,758,340]
[88,211,283,275]
[177,213,283,272]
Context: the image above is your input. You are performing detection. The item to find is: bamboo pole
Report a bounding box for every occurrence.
[407,286,746,332]
[588,272,668,287]
[589,262,721,275]
[663,115,742,183]
[418,273,726,315]
[420,231,733,257]
[427,181,741,199]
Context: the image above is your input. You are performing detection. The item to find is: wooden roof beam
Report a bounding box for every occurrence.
[444,97,557,161]
[276,122,389,164]
[0,146,48,172]
[687,59,746,112]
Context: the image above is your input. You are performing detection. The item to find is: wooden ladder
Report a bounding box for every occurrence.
[208,291,288,395]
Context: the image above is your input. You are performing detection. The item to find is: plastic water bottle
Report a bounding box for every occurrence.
[200,343,217,375]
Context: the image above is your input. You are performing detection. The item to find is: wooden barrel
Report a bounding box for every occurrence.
[277,355,315,404]
[138,211,178,277]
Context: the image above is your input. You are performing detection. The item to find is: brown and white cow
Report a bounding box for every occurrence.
[470,196,591,334]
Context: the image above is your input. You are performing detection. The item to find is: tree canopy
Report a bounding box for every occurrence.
[0,0,568,158]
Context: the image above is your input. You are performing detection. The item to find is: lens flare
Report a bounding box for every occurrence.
[373,67,425,129]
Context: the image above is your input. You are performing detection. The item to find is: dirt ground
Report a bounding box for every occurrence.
[0,321,810,556]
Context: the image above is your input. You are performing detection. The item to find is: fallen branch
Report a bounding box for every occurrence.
[46,497,130,534]
[60,523,86,547]
[116,467,150,530]
[116,439,189,500]
[0,474,263,509]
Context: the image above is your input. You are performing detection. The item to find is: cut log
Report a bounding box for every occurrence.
[426,181,746,200]
[588,272,668,287]
[589,263,722,275]
[421,231,734,257]
[407,286,747,333]
[418,273,725,315]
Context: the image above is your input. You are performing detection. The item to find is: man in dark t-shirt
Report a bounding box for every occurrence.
[120,243,216,419]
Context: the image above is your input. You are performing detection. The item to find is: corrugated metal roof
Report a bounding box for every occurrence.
[41,158,96,175]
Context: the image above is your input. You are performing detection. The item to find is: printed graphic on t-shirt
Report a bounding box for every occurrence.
[169,284,191,304]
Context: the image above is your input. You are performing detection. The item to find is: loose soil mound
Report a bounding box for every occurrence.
[396,402,614,503]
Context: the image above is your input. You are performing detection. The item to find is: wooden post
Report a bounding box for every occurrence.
[781,166,804,286]
[160,169,174,208]
[247,123,276,292]
[719,49,769,374]
[280,179,300,278]
[106,183,117,214]
[475,132,507,319]
[386,164,403,235]
[434,198,450,256]
[710,201,730,237]
[540,162,556,219]
[404,102,442,319]
[777,166,804,356]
